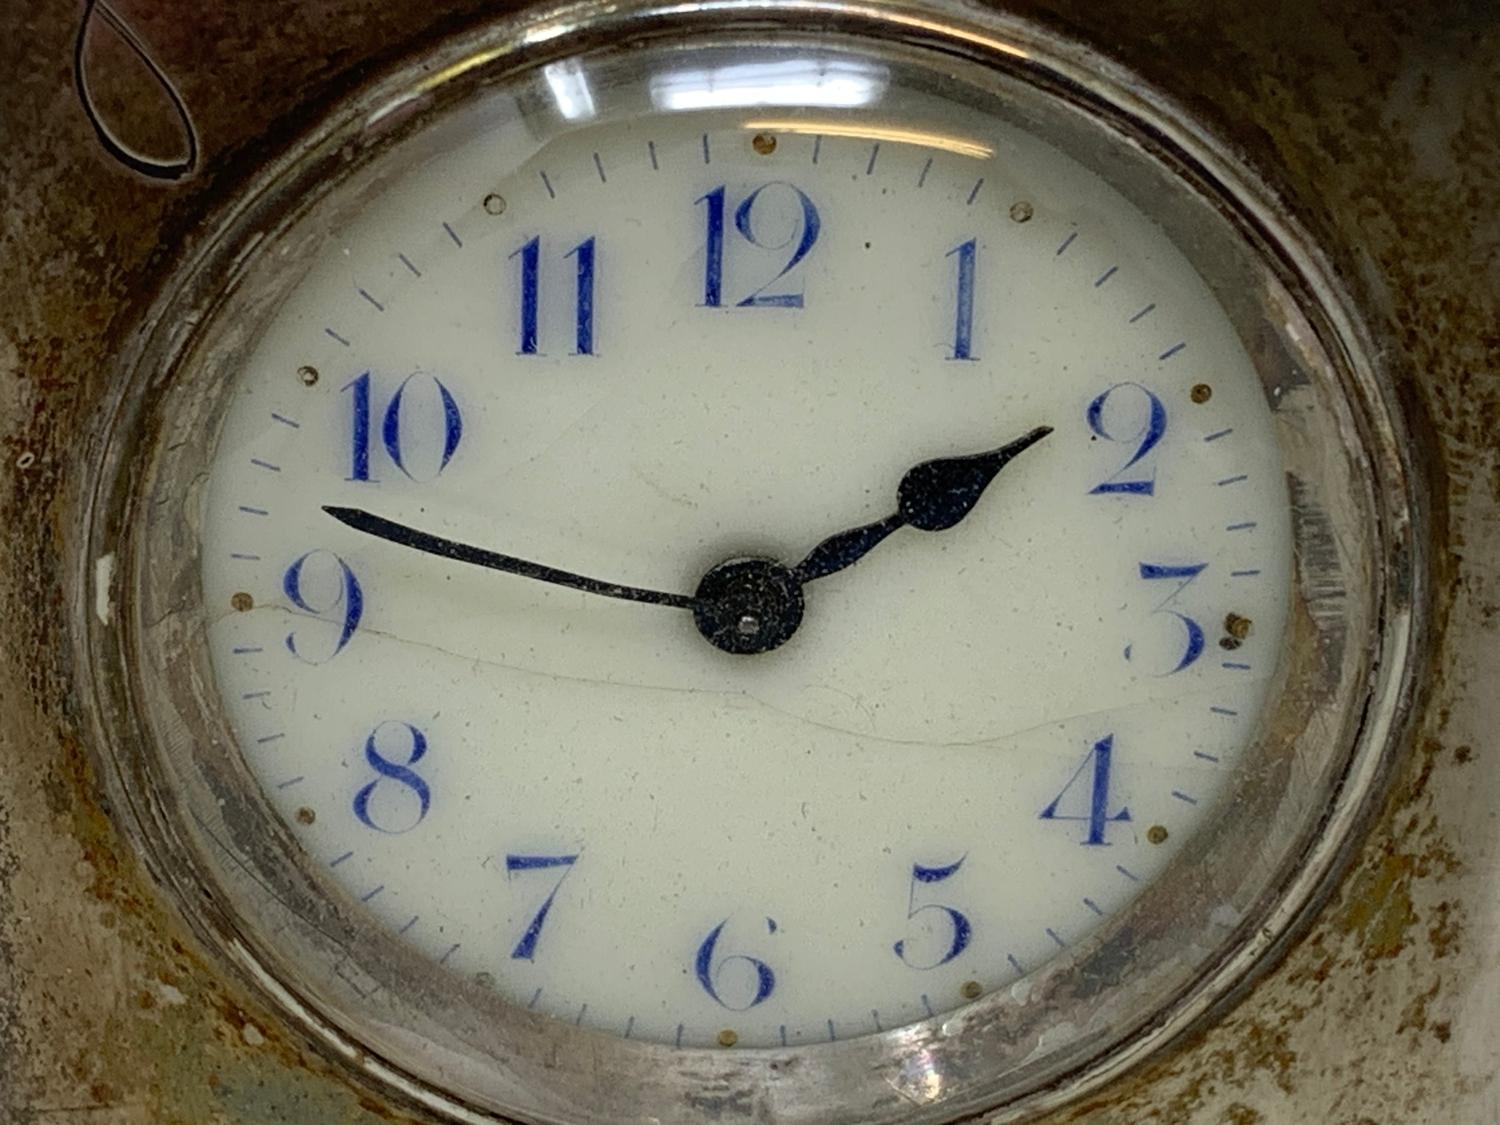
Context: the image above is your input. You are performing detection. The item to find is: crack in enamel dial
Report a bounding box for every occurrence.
[197,67,1292,1051]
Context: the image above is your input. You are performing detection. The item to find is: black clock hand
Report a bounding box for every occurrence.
[322,506,701,610]
[792,425,1052,583]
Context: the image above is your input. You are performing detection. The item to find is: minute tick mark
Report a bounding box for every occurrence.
[324,327,350,347]
[966,177,984,205]
[1056,231,1078,255]
[358,288,385,313]
[539,171,556,199]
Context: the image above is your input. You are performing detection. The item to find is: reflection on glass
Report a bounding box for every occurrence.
[544,58,597,121]
[649,58,887,111]
[742,119,992,159]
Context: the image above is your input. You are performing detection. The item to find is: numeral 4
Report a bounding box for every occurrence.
[1040,735,1131,846]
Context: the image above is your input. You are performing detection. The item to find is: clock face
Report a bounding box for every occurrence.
[90,10,1416,1122]
[195,51,1292,1048]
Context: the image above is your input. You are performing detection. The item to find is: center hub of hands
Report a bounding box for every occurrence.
[693,558,805,655]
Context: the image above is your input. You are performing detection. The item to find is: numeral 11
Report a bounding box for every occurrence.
[511,236,596,356]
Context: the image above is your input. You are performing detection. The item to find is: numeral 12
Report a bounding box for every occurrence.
[511,236,596,355]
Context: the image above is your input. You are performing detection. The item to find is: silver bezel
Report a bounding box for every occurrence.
[75,2,1426,1123]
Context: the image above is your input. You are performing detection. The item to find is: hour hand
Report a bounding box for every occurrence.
[792,425,1052,584]
[896,425,1053,531]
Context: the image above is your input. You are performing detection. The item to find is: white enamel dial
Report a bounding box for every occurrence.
[196,54,1291,1049]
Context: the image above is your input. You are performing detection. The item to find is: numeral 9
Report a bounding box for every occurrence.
[282,550,363,663]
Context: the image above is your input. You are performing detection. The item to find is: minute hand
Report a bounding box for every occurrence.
[792,425,1052,583]
[322,506,701,610]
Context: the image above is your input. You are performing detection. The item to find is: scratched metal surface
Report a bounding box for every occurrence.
[0,1,1494,1122]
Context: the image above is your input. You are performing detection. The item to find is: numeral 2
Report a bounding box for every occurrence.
[1087,382,1166,494]
[698,183,821,308]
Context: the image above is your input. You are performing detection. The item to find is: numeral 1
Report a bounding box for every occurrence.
[699,186,726,308]
[511,236,597,355]
[947,239,977,360]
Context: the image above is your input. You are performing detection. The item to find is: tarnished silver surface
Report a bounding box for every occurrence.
[0,1,1494,1123]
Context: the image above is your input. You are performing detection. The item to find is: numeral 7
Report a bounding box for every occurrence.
[505,853,579,961]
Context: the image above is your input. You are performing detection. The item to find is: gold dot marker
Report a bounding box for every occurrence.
[961,980,983,1001]
[483,192,506,215]
[231,592,254,612]
[751,133,776,156]
[718,1028,739,1048]
[295,807,316,826]
[298,364,319,387]
[1009,200,1034,223]
[1190,383,1213,403]
[1147,825,1169,845]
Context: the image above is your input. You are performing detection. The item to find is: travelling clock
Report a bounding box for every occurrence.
[80,1,1423,1122]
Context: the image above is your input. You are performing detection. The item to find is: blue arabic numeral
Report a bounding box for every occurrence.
[512,235,540,354]
[1134,562,1208,674]
[893,856,972,969]
[734,182,820,307]
[343,372,464,483]
[512,236,597,354]
[282,550,363,663]
[1087,382,1167,494]
[694,917,777,1011]
[506,853,579,961]
[381,374,462,482]
[699,183,821,308]
[566,237,596,355]
[352,721,431,834]
[1040,735,1131,846]
[698,185,725,307]
[343,372,374,481]
[947,239,977,360]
